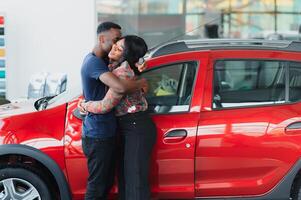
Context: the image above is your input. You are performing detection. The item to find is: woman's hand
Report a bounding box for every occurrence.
[77,99,88,115]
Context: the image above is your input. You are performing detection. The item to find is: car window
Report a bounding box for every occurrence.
[213,60,286,109]
[141,61,197,114]
[289,62,301,102]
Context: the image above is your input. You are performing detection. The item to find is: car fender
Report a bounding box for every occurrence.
[0,144,72,200]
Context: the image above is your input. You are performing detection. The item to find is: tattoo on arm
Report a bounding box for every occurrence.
[85,64,134,114]
[84,89,123,114]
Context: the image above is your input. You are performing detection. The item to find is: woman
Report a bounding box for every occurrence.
[79,35,156,200]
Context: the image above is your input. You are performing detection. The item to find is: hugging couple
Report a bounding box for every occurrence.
[79,21,157,200]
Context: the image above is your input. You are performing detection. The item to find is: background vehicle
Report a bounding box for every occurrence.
[1,39,301,199]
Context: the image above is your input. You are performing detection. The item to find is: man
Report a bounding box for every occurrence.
[81,22,146,200]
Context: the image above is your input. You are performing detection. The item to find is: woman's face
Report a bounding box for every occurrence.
[108,39,125,62]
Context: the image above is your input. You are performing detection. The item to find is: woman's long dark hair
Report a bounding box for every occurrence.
[121,35,148,75]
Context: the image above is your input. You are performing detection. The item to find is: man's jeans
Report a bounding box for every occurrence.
[82,135,116,200]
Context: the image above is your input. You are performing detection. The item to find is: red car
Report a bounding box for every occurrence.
[1,39,301,200]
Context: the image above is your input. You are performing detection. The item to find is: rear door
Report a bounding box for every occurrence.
[143,51,208,199]
[195,50,301,198]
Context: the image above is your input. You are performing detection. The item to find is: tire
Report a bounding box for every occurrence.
[292,176,301,200]
[0,166,51,200]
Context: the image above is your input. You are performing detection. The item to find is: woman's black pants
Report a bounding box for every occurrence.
[117,111,157,200]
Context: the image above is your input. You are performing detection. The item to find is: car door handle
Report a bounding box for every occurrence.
[285,122,301,135]
[163,130,187,143]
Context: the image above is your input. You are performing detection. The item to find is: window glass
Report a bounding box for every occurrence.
[289,62,301,102]
[140,0,184,14]
[185,15,205,38]
[213,60,286,109]
[277,0,301,12]
[141,62,197,113]
[223,13,275,38]
[230,0,275,12]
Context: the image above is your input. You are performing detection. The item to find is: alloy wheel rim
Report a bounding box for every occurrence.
[0,178,41,200]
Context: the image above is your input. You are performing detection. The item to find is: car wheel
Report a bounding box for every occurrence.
[292,177,301,200]
[0,166,51,200]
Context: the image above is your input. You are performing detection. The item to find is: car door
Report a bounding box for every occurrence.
[141,51,208,199]
[195,50,301,198]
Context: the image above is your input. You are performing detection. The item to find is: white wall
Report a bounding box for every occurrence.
[0,0,96,100]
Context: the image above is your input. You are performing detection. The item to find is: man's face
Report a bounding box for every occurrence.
[101,28,122,53]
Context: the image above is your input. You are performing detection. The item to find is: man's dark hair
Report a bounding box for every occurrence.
[97,22,121,34]
[122,35,148,75]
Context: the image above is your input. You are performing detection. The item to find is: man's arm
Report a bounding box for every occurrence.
[99,71,147,94]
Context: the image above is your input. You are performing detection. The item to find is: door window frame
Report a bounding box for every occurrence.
[141,60,199,115]
[211,58,301,110]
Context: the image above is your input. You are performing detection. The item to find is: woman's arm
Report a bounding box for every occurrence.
[81,88,123,114]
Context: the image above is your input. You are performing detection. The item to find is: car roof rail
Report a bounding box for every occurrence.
[149,39,301,58]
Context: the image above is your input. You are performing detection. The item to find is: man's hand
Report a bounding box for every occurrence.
[137,78,149,93]
[77,99,88,115]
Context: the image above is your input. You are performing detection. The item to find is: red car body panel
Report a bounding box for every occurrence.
[64,98,87,200]
[195,50,301,198]
[0,103,68,175]
[1,48,301,199]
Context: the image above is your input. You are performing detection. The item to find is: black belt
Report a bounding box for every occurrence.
[117,110,149,121]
